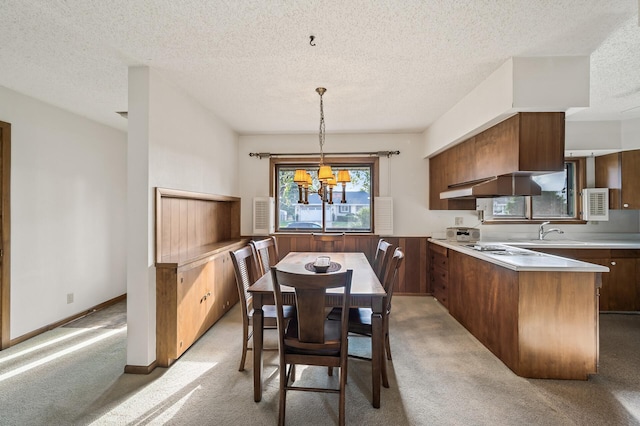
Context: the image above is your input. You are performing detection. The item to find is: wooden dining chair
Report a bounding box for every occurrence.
[371,239,393,282]
[229,244,294,371]
[311,232,346,252]
[328,247,404,388]
[271,267,353,426]
[250,236,280,276]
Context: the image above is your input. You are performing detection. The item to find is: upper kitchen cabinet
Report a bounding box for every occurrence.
[429,112,565,210]
[595,149,640,210]
[474,112,565,179]
[429,147,477,210]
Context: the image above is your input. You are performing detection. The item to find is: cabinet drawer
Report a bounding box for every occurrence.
[430,243,448,257]
[431,253,448,269]
[431,265,448,282]
[433,284,448,307]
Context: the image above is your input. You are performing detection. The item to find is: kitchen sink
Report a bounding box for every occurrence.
[463,244,544,256]
[488,250,545,256]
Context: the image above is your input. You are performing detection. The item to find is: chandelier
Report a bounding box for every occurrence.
[293,88,351,205]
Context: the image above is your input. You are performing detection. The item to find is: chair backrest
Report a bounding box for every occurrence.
[372,239,393,282]
[311,232,345,253]
[384,247,404,314]
[250,236,280,276]
[271,268,353,346]
[229,245,261,313]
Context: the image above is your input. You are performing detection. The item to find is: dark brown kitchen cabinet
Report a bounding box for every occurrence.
[429,148,477,210]
[428,242,449,308]
[595,257,638,311]
[595,149,640,210]
[446,248,599,380]
[531,248,640,312]
[428,112,565,210]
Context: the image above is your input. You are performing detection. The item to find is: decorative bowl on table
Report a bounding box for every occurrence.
[313,256,331,273]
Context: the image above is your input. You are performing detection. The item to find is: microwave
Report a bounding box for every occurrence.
[446,227,480,243]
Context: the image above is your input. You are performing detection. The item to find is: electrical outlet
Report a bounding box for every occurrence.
[67,293,74,304]
[455,217,463,226]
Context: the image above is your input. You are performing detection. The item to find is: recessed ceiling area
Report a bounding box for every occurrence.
[0,1,638,134]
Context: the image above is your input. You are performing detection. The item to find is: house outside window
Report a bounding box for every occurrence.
[272,157,377,233]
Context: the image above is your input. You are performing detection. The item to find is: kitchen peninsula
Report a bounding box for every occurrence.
[428,239,608,380]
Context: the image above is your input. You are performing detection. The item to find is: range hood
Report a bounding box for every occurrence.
[440,175,542,200]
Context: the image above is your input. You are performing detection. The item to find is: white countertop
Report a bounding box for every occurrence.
[498,239,640,249]
[429,239,610,272]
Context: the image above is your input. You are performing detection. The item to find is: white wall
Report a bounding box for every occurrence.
[424,56,591,158]
[622,117,640,150]
[0,86,127,338]
[126,67,239,367]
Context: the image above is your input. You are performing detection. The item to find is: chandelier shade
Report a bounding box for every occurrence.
[337,170,351,183]
[318,165,334,181]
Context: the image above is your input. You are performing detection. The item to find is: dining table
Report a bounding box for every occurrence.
[247,251,387,408]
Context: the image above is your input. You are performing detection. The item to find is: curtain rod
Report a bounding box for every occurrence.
[248,150,400,159]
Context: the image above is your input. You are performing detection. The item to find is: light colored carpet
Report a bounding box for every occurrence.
[1,297,639,425]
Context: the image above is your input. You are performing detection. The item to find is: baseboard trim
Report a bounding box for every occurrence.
[124,361,157,375]
[9,293,127,347]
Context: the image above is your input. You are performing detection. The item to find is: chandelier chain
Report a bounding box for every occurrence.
[319,91,325,163]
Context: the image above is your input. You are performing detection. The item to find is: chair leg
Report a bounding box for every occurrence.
[239,325,249,371]
[385,332,392,360]
[339,364,346,426]
[384,317,392,360]
[381,350,389,388]
[279,364,289,426]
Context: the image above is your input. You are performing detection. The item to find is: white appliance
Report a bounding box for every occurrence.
[446,227,480,242]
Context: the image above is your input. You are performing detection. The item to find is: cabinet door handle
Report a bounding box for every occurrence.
[610,261,616,266]
[623,203,629,208]
[200,292,212,303]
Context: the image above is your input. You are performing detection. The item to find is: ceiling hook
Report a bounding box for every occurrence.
[309,35,316,46]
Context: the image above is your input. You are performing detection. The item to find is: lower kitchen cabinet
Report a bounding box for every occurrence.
[446,249,599,380]
[532,248,640,311]
[428,242,449,308]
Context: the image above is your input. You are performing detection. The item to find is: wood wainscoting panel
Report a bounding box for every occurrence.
[273,234,428,295]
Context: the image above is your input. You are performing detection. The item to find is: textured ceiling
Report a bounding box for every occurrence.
[1,1,639,134]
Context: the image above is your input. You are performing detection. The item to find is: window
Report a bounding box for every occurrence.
[273,157,377,233]
[485,159,584,222]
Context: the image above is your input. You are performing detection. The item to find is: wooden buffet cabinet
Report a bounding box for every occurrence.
[155,188,247,367]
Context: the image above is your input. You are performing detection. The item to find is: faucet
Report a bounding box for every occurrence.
[538,221,564,240]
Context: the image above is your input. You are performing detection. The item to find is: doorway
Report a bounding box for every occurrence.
[0,120,10,349]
